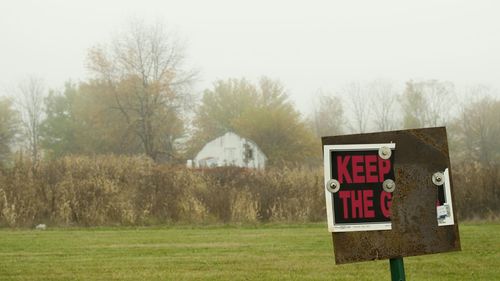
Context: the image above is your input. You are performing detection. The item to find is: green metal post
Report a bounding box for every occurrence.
[389,258,406,281]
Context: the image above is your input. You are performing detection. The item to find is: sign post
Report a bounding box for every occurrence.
[389,258,405,281]
[322,127,461,277]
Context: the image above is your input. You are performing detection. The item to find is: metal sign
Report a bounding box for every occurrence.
[322,127,461,264]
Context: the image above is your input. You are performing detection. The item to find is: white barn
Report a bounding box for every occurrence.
[190,132,267,169]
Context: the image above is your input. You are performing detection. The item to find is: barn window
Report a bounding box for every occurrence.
[244,143,254,162]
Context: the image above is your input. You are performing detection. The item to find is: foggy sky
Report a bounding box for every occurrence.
[1,0,499,113]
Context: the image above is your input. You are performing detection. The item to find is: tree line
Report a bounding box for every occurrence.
[0,21,499,169]
[0,21,499,222]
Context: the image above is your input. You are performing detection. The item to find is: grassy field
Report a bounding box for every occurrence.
[0,223,499,280]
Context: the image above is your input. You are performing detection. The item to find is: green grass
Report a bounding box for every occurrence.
[0,223,499,280]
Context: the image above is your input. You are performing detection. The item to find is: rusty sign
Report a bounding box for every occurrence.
[322,127,460,264]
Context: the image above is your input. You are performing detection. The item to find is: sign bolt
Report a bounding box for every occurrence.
[326,179,341,193]
[379,146,392,159]
[432,172,445,186]
[383,179,396,192]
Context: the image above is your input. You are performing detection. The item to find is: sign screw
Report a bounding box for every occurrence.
[383,179,396,192]
[326,179,341,193]
[378,146,392,159]
[432,172,445,186]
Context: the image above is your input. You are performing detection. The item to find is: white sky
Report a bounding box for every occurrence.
[1,0,499,113]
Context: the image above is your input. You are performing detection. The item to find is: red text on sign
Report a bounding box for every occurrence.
[337,155,391,184]
[338,190,375,219]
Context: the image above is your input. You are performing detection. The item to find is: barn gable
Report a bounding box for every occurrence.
[189,132,267,169]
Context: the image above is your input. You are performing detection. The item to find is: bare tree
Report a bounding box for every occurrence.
[368,79,399,131]
[15,76,45,165]
[344,82,369,133]
[400,80,454,129]
[0,98,19,164]
[87,20,196,161]
[452,86,500,165]
[422,80,455,127]
[309,90,344,137]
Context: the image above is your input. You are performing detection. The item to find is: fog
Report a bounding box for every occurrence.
[1,0,500,113]
[1,0,500,244]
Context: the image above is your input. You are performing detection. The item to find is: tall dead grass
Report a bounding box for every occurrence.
[0,155,325,227]
[0,155,496,227]
[451,161,500,221]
